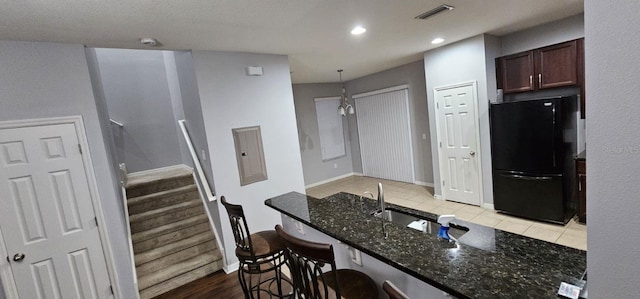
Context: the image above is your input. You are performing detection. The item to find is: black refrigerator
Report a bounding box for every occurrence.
[490,96,578,224]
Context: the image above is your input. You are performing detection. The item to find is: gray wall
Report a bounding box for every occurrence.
[345,60,433,185]
[585,1,640,297]
[190,51,306,265]
[500,13,584,55]
[0,40,136,298]
[172,50,226,252]
[94,48,184,173]
[292,83,354,186]
[424,34,497,206]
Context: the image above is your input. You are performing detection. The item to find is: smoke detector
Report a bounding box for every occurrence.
[139,37,159,46]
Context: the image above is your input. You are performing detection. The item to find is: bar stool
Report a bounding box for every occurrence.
[221,196,292,298]
[382,280,410,299]
[275,224,379,299]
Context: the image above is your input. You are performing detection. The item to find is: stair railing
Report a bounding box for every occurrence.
[177,120,228,270]
[118,163,140,299]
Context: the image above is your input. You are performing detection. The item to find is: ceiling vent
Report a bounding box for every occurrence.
[415,4,454,20]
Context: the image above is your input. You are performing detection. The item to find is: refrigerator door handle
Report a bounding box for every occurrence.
[499,173,554,181]
[552,103,557,168]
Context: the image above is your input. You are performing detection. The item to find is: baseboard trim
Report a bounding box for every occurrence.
[483,203,495,210]
[433,194,445,200]
[305,172,359,189]
[414,181,434,187]
[223,261,239,274]
[352,172,364,176]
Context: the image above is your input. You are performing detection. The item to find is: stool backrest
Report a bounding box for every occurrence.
[383,280,410,299]
[275,224,340,299]
[220,196,255,260]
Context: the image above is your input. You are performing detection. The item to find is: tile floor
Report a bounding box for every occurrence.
[306,175,587,251]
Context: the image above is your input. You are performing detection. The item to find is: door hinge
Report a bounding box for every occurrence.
[439,142,442,148]
[5,256,9,263]
[109,285,114,295]
[436,102,439,109]
[442,180,445,186]
[78,144,83,155]
[94,217,99,227]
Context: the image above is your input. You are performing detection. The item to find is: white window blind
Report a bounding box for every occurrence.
[314,97,346,161]
[354,86,414,183]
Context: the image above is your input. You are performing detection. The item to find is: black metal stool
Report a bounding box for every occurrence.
[221,196,292,298]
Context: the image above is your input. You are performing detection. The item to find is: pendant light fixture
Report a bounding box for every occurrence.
[337,69,354,116]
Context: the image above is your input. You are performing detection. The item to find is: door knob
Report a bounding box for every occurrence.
[470,151,476,156]
[12,253,25,262]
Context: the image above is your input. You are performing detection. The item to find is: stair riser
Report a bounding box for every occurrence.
[138,252,218,290]
[130,206,205,234]
[133,221,211,254]
[139,261,223,299]
[135,232,214,265]
[127,175,194,198]
[128,189,200,215]
[132,214,209,244]
[136,241,217,277]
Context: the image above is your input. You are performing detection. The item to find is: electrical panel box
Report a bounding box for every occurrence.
[232,126,268,186]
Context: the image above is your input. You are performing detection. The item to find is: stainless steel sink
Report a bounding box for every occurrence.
[372,208,468,239]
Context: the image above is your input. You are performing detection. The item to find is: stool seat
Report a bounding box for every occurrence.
[236,230,285,259]
[321,269,379,299]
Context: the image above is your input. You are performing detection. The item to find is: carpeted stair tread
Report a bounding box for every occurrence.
[126,174,194,198]
[133,221,212,254]
[126,165,193,188]
[132,213,209,243]
[136,241,219,277]
[130,205,206,234]
[130,199,202,223]
[137,251,218,290]
[139,261,221,299]
[128,184,197,208]
[135,231,214,266]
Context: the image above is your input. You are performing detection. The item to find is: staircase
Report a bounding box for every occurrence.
[126,166,223,299]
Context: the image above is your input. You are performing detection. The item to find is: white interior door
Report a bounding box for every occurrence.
[355,87,414,183]
[435,83,482,206]
[0,122,113,298]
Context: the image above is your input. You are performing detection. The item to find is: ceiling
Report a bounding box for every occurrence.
[0,0,583,83]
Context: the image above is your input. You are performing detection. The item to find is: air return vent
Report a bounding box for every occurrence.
[415,4,454,20]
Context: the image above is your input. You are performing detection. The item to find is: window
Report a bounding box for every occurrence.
[314,96,346,161]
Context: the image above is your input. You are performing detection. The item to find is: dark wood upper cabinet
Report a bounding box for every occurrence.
[496,38,585,118]
[536,40,578,89]
[500,51,535,93]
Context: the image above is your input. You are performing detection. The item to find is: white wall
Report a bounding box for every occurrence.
[190,51,306,264]
[0,40,136,298]
[424,34,497,206]
[500,13,584,55]
[292,83,355,186]
[585,1,640,297]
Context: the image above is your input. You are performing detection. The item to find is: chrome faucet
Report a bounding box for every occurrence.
[377,182,385,220]
[377,182,389,239]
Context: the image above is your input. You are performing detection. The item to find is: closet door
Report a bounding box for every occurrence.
[354,88,414,183]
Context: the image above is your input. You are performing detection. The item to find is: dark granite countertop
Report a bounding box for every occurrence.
[265,192,586,299]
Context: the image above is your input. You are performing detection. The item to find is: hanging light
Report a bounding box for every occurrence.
[337,69,354,116]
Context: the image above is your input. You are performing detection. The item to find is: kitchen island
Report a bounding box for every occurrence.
[265,191,586,298]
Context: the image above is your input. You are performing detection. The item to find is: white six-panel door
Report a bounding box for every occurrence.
[434,83,482,206]
[0,121,113,298]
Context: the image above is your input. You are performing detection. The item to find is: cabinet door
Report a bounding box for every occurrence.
[500,51,535,93]
[536,40,578,89]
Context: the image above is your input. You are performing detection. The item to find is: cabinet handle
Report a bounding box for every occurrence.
[529,75,533,87]
[538,73,542,87]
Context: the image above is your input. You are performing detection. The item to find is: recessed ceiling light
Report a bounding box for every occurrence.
[351,26,367,35]
[140,37,159,46]
[431,37,444,44]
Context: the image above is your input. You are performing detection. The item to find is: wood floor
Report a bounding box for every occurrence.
[152,269,292,299]
[152,270,246,299]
